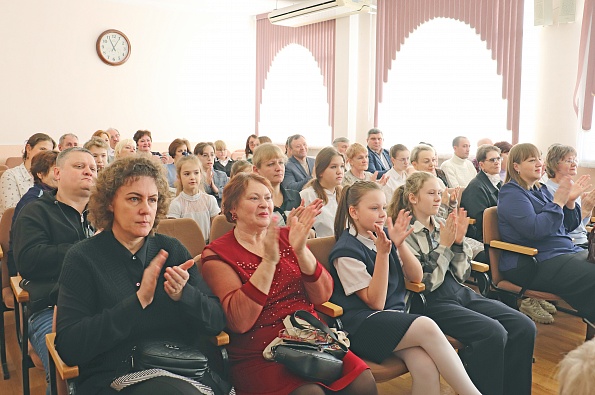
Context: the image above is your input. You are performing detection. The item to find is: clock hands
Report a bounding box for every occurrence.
[108,36,117,51]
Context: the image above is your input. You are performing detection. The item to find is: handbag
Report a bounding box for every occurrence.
[269,310,349,383]
[134,340,208,379]
[588,227,595,263]
[134,339,232,395]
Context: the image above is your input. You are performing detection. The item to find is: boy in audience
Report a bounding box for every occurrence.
[382,144,410,201]
[12,147,97,392]
[441,136,477,187]
[83,137,109,172]
[213,139,234,177]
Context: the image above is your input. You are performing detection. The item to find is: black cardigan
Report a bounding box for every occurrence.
[460,171,501,242]
[56,230,226,394]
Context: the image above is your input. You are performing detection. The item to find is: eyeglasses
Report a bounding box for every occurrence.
[561,159,578,165]
[484,157,502,163]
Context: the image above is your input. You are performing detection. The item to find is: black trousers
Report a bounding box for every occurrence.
[503,249,595,321]
[425,274,536,395]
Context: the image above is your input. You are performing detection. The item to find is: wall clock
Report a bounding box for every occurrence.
[96,29,131,66]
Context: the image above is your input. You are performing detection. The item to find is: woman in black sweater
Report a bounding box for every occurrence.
[55,157,226,395]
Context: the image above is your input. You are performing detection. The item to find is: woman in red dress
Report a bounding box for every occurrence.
[201,173,375,395]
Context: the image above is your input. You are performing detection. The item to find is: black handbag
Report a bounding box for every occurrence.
[134,340,232,395]
[134,340,208,379]
[271,310,348,383]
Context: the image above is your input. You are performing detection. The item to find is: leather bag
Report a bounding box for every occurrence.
[134,340,208,379]
[271,310,348,383]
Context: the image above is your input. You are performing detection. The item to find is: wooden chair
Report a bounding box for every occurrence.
[210,215,235,242]
[482,206,595,340]
[11,274,45,395]
[0,164,8,171]
[0,207,15,379]
[4,156,24,168]
[156,217,206,261]
[306,236,466,383]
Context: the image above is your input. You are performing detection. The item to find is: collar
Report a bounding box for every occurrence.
[118,234,149,268]
[450,155,468,165]
[411,216,439,233]
[483,171,501,187]
[348,226,377,251]
[180,191,204,200]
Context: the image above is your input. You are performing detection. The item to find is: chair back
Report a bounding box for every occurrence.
[156,218,205,259]
[0,164,8,171]
[306,236,335,271]
[482,207,505,285]
[210,215,235,242]
[5,157,23,169]
[0,207,15,292]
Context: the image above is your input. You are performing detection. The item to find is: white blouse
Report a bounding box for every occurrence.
[167,191,220,242]
[299,186,339,238]
[0,163,33,221]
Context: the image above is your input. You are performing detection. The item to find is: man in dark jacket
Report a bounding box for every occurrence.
[12,147,97,390]
[366,128,392,177]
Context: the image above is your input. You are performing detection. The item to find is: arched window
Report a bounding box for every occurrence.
[377,18,510,154]
[259,44,332,147]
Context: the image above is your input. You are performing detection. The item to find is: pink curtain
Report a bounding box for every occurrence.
[255,14,335,135]
[375,0,525,143]
[575,0,595,130]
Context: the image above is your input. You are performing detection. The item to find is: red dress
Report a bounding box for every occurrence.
[203,228,369,395]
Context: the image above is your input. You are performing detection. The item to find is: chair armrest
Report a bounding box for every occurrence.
[0,244,3,259]
[315,301,343,317]
[471,261,489,273]
[489,240,538,256]
[405,281,425,293]
[468,218,476,225]
[46,333,79,380]
[209,331,229,347]
[10,275,29,303]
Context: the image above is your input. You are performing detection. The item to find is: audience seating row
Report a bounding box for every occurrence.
[4,207,591,393]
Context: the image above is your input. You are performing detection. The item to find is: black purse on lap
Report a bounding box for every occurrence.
[134,340,208,379]
[271,310,348,384]
[134,340,231,395]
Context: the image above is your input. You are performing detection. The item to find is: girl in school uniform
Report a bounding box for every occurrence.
[388,171,536,395]
[329,181,480,395]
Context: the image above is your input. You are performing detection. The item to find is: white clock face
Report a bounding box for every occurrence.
[97,30,130,65]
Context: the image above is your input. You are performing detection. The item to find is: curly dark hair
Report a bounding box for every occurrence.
[88,156,170,232]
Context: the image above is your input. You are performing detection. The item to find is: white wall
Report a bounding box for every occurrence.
[0,0,589,163]
[0,0,268,159]
[532,0,584,153]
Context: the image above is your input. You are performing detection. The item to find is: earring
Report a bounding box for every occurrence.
[231,212,237,221]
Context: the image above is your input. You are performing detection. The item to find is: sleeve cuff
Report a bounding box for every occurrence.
[242,281,268,306]
[301,262,323,282]
[451,243,464,253]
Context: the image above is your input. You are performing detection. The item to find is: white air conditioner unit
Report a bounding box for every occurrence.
[268,0,375,27]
